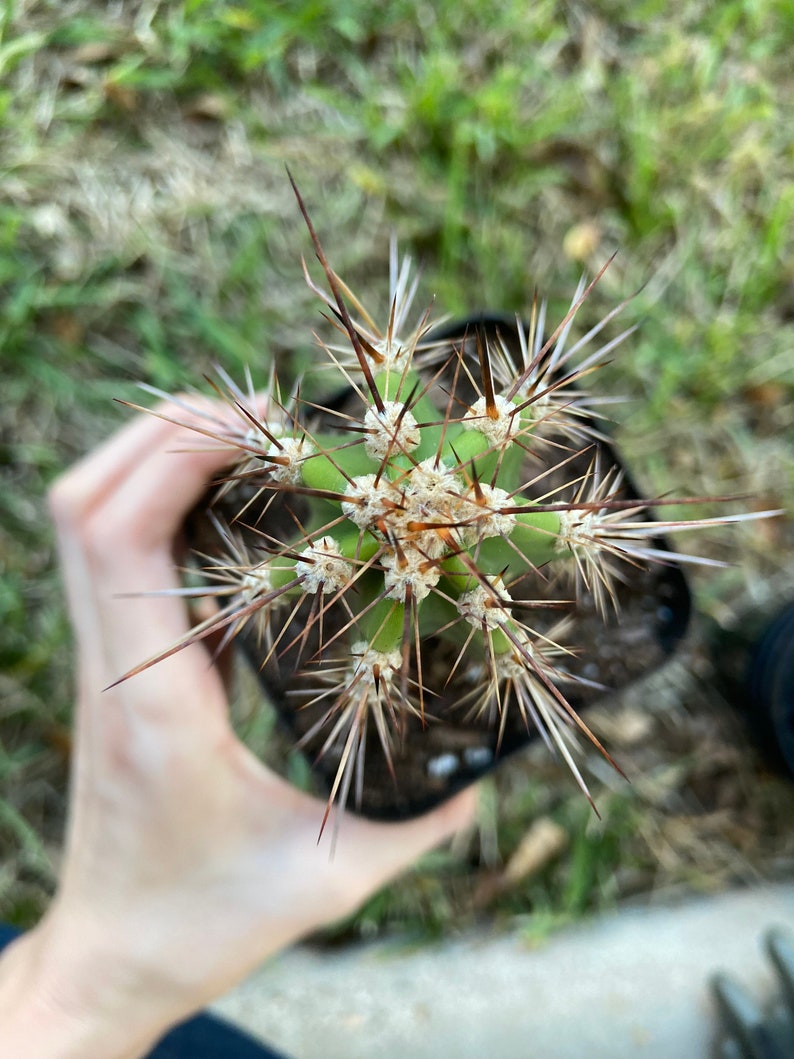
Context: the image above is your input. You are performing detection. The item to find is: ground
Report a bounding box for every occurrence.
[1,0,793,937]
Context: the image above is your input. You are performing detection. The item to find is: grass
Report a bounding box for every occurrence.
[1,0,793,933]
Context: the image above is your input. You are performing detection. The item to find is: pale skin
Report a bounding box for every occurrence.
[0,404,475,1059]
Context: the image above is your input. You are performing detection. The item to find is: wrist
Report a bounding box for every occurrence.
[0,916,161,1059]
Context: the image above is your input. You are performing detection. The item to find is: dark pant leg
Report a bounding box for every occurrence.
[0,924,22,950]
[0,925,292,1059]
[149,1012,292,1059]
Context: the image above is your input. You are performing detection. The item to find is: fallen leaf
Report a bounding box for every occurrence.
[503,817,568,886]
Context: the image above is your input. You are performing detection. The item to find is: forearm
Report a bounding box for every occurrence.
[0,922,160,1059]
[0,892,326,1059]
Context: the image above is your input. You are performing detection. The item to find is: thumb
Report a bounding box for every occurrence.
[339,786,478,899]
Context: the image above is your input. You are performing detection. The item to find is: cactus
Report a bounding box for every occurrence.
[119,178,774,833]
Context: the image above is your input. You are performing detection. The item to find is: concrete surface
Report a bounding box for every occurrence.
[212,883,794,1059]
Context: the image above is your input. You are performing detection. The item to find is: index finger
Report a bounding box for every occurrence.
[50,403,249,709]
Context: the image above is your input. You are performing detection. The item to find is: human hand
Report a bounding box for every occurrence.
[0,403,475,1059]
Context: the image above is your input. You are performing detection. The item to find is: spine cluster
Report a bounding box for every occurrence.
[120,181,774,831]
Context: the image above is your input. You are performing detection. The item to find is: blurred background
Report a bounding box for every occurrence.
[1,0,792,939]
